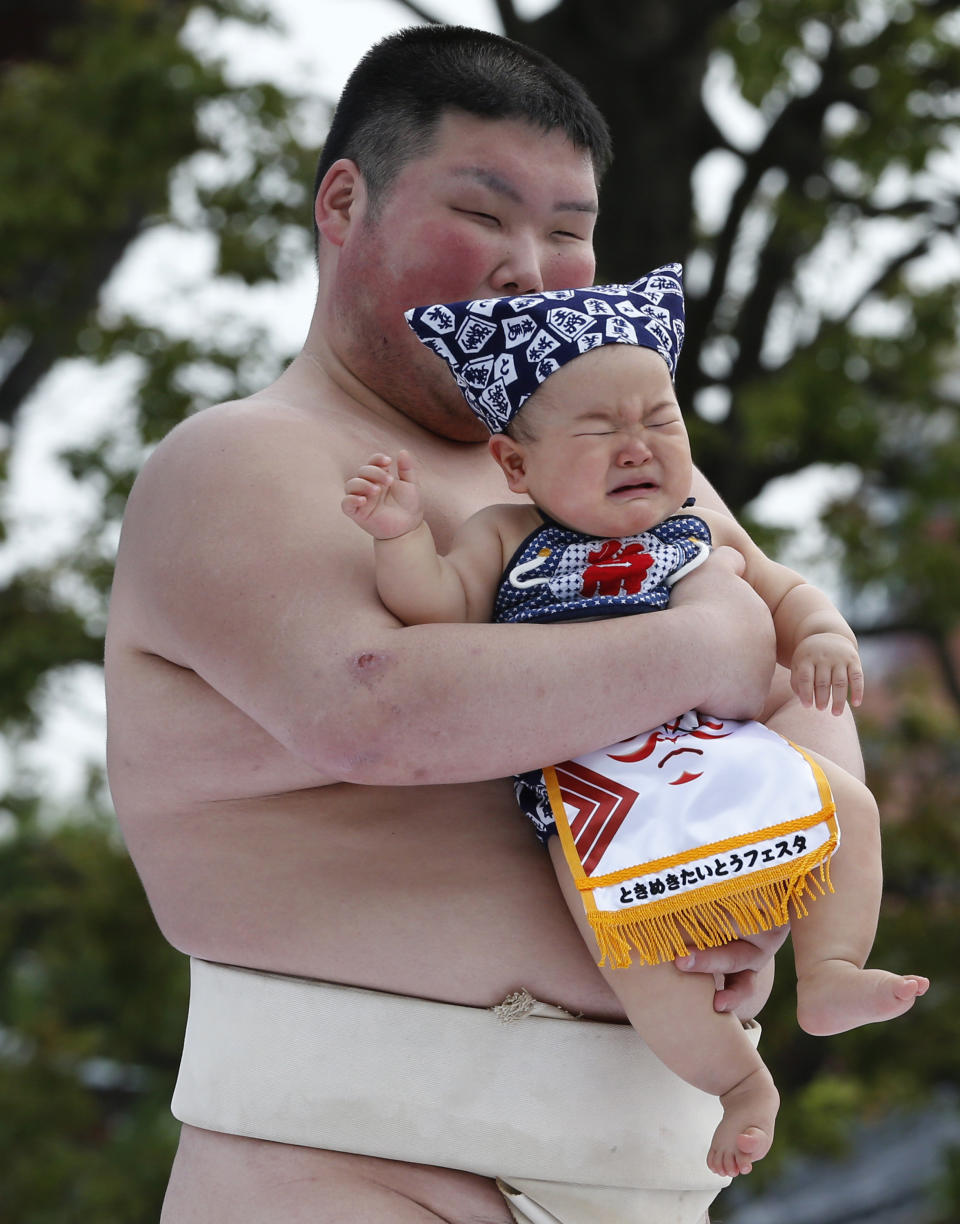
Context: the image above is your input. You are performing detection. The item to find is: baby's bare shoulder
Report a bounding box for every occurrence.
[692,505,752,552]
[465,500,536,532]
[467,501,542,550]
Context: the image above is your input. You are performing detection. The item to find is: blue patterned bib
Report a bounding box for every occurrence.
[493,511,712,626]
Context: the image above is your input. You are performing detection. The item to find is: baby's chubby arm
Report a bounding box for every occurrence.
[341,450,507,624]
[703,511,864,717]
[780,592,863,715]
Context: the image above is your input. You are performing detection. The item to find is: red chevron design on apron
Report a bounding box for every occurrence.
[553,761,639,875]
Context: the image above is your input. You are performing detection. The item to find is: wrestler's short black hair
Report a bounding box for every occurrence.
[312,24,612,223]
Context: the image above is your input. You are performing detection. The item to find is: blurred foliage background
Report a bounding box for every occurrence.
[0,0,957,1219]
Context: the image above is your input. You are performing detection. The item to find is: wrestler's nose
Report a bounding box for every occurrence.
[491,236,544,295]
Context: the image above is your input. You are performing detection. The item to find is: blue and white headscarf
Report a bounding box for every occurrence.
[405,262,685,434]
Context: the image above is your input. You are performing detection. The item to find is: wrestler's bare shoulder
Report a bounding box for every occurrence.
[135,386,362,490]
[129,374,507,551]
[162,1127,513,1224]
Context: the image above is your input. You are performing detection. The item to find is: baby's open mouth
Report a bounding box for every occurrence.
[610,480,656,495]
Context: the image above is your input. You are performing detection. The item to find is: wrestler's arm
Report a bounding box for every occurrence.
[126,414,776,788]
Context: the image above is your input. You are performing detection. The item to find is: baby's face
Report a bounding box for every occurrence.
[498,345,694,538]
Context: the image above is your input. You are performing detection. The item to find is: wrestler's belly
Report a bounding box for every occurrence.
[121,778,629,1023]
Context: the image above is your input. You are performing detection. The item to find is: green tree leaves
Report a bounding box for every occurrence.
[0,802,187,1221]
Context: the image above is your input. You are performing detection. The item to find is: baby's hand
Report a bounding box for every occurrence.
[341,450,424,540]
[791,632,864,715]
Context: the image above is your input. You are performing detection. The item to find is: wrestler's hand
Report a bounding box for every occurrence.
[668,546,776,722]
[675,924,789,1018]
[342,450,424,540]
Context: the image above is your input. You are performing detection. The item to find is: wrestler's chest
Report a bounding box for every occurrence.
[424,483,521,552]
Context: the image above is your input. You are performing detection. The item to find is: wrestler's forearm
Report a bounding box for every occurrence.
[310,584,774,786]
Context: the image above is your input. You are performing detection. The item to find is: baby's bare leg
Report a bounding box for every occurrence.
[792,753,929,1036]
[548,841,779,1178]
[618,960,779,1178]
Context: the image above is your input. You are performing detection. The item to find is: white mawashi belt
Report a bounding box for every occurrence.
[171,958,758,1191]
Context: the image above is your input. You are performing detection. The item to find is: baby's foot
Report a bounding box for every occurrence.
[707,1066,779,1179]
[797,961,929,1036]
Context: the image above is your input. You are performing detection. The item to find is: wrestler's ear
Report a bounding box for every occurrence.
[489,434,530,494]
[315,159,365,247]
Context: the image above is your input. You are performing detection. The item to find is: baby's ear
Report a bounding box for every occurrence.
[489,434,529,494]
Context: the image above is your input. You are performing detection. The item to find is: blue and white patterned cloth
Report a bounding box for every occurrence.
[494,509,713,846]
[405,263,685,434]
[494,510,711,626]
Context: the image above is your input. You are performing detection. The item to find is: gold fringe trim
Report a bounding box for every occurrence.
[590,858,835,969]
[575,802,835,891]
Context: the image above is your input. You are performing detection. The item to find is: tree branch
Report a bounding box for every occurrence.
[851,623,960,712]
[389,0,444,25]
[0,210,145,428]
[702,73,839,348]
[928,627,960,712]
[835,232,936,331]
[492,0,521,40]
[0,337,57,429]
